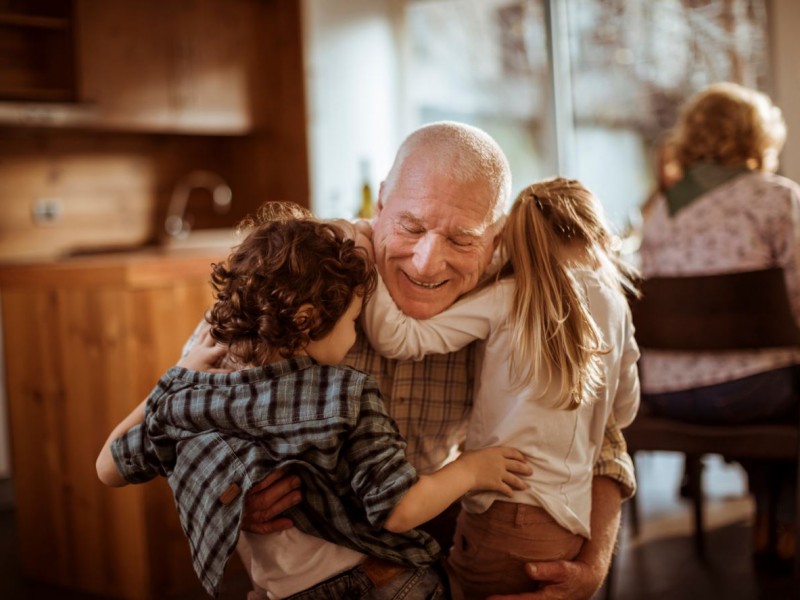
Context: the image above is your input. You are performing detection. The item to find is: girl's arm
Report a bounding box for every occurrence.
[362,275,510,361]
[384,446,531,533]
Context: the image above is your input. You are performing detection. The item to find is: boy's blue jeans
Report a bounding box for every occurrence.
[284,558,447,599]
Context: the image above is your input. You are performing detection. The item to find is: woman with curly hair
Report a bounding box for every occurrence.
[95,203,529,599]
[639,82,800,568]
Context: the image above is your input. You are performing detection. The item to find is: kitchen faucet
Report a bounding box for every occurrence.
[164,170,233,238]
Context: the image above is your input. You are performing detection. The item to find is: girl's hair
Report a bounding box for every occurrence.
[502,178,639,410]
[670,82,786,173]
[207,202,376,366]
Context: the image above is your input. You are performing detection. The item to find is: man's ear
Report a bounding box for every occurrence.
[376,181,386,214]
[491,215,507,250]
[293,304,316,331]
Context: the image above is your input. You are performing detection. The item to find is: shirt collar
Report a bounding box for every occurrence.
[665,163,751,216]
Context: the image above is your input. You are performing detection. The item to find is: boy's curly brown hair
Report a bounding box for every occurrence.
[207,203,376,366]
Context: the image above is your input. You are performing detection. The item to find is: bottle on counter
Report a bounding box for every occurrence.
[357,158,374,219]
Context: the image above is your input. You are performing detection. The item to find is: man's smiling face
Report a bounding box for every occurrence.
[371,156,499,320]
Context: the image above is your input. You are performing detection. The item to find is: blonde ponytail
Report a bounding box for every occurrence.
[503,179,635,409]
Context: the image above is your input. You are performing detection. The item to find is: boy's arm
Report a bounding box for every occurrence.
[384,446,531,533]
[96,398,148,487]
[362,275,506,361]
[347,384,530,533]
[95,326,227,487]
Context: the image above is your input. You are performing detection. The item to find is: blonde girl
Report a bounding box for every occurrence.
[362,177,641,598]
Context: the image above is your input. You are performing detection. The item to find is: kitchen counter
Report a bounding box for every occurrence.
[0,245,228,289]
[0,248,233,599]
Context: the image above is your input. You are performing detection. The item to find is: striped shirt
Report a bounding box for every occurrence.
[111,356,439,597]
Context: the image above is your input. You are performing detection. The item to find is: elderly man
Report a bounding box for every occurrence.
[245,121,635,600]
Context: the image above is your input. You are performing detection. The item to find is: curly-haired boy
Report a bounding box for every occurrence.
[96,204,529,599]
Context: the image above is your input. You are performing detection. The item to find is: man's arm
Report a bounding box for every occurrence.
[489,415,633,600]
[488,476,622,600]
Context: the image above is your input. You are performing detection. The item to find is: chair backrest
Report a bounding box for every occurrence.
[631,268,800,351]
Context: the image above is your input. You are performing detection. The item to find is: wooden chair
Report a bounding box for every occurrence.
[624,268,800,576]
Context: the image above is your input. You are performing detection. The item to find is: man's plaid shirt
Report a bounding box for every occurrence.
[111,357,440,597]
[344,332,637,497]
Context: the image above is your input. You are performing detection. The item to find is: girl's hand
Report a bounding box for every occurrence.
[458,447,532,496]
[330,218,375,262]
[178,323,229,372]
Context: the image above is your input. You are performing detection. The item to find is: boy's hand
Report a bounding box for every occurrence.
[458,447,531,496]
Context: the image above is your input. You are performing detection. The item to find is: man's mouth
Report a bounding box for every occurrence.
[404,272,448,289]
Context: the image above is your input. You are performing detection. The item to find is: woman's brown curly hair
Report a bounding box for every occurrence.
[670,82,786,172]
[207,203,376,366]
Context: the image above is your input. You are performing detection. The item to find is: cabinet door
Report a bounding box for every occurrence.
[2,276,217,599]
[170,0,257,132]
[77,0,256,133]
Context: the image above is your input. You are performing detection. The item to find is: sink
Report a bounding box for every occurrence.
[160,228,242,252]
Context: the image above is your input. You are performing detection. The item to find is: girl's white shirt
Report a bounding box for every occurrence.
[362,269,640,538]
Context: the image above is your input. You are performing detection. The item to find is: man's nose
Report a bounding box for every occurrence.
[411,233,447,276]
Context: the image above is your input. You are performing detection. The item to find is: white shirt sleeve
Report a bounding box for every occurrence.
[361,274,509,361]
[613,310,641,428]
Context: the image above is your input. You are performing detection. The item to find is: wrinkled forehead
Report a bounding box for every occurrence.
[384,160,502,226]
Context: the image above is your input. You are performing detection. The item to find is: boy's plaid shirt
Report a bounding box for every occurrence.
[111,357,439,597]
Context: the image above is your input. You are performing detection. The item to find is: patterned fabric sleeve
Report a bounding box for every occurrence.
[110,422,166,484]
[345,378,420,528]
[110,377,173,484]
[593,413,636,499]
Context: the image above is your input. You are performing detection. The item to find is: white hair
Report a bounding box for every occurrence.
[383,121,512,223]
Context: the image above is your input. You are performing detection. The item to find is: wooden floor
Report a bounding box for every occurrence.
[0,453,796,599]
[609,452,797,599]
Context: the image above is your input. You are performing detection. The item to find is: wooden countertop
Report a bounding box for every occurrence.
[0,246,228,289]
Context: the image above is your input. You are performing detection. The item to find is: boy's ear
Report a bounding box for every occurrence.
[293,304,316,331]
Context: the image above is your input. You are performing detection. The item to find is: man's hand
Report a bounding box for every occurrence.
[177,324,228,372]
[241,468,303,534]
[488,476,621,600]
[487,559,604,600]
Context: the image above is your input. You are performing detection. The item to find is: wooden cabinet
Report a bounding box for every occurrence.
[0,0,305,135]
[0,0,77,102]
[0,250,240,599]
[76,0,260,134]
[0,0,309,262]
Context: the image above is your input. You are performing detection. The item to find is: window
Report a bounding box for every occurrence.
[402,0,770,228]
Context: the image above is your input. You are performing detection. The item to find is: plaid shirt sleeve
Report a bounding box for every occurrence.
[110,423,165,483]
[110,376,176,484]
[594,412,636,499]
[345,380,419,528]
